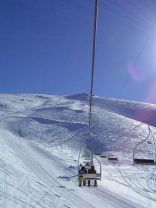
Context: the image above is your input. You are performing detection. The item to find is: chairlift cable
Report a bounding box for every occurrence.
[114,120,147,142]
[88,0,98,136]
[50,126,88,148]
[78,1,102,187]
[84,0,99,162]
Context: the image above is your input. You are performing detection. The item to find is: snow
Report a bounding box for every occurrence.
[0,93,155,207]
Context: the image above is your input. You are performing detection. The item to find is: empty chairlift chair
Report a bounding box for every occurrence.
[107,152,118,161]
[133,126,156,165]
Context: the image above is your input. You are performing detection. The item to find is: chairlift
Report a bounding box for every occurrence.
[100,155,107,158]
[133,125,156,165]
[78,0,100,187]
[78,149,102,186]
[133,158,155,165]
[107,152,118,161]
[95,153,101,156]
[108,156,118,161]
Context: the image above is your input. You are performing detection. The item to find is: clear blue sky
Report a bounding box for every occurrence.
[0,0,156,103]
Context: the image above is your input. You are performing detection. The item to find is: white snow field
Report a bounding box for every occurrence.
[0,93,156,208]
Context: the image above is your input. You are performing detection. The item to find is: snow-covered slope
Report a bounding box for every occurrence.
[0,93,156,208]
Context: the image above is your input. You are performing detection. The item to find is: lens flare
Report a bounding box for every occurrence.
[128,62,144,81]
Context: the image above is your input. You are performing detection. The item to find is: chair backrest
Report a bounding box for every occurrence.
[82,174,96,179]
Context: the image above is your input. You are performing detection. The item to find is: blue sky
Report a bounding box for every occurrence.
[0,0,156,103]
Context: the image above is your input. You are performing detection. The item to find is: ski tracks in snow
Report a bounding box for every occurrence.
[0,131,67,208]
[86,185,144,208]
[2,129,142,208]
[1,125,155,208]
[117,165,156,203]
[1,173,7,208]
[3,130,97,208]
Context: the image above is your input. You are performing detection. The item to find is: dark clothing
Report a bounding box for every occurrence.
[79,166,87,174]
[88,167,96,174]
[79,166,87,187]
[88,179,97,187]
[88,166,97,187]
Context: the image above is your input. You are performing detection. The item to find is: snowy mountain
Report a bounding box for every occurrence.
[0,93,156,208]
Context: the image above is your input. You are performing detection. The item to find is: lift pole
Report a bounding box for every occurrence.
[88,0,98,135]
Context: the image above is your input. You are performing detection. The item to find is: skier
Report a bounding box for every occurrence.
[79,166,87,187]
[84,162,91,170]
[88,165,97,187]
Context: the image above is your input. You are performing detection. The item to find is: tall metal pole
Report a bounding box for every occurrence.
[88,0,98,135]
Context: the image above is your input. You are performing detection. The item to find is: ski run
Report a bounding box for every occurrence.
[0,93,155,208]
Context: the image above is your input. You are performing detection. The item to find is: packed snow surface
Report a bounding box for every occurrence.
[0,93,156,208]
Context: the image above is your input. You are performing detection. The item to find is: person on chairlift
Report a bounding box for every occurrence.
[88,165,97,187]
[84,162,91,170]
[79,165,87,187]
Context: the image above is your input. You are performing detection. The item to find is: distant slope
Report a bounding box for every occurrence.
[0,93,154,158]
[66,93,156,127]
[0,93,156,208]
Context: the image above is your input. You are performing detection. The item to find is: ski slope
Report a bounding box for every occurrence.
[0,93,156,208]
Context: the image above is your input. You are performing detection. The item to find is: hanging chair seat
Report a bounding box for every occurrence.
[100,155,107,158]
[108,157,118,161]
[133,158,155,165]
[133,125,156,166]
[81,173,101,180]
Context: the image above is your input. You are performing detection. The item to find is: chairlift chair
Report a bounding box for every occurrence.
[133,149,155,165]
[107,152,118,161]
[108,157,118,161]
[100,155,107,158]
[133,158,155,165]
[95,153,101,156]
[133,125,156,165]
[78,149,102,186]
